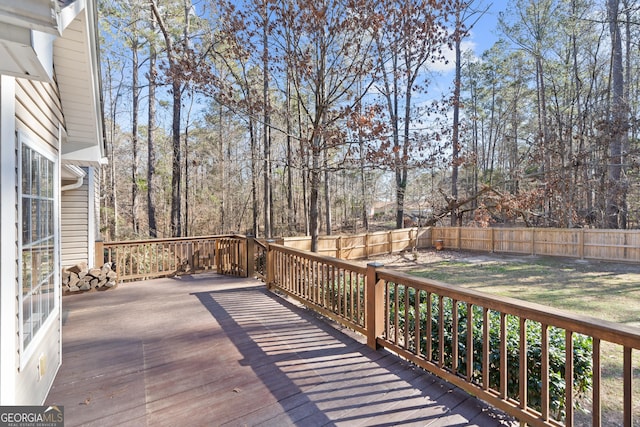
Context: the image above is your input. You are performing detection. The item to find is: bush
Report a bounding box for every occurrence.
[390,286,592,421]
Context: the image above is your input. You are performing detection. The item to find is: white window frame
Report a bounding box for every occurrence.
[18,132,60,367]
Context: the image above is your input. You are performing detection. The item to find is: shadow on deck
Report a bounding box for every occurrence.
[46,272,514,426]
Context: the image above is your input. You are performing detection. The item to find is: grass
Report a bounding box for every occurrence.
[398,251,640,426]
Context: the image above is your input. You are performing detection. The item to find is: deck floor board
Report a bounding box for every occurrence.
[47,273,514,426]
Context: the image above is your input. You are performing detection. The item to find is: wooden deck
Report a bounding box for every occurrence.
[46,272,515,426]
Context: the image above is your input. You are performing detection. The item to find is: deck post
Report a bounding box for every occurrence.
[366,262,385,349]
[215,239,222,274]
[246,235,255,278]
[95,240,104,267]
[266,240,275,290]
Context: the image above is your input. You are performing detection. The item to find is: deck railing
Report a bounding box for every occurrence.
[102,235,247,282]
[265,242,640,427]
[98,235,640,425]
[268,244,368,334]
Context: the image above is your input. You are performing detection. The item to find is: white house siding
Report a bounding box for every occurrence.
[0,75,19,405]
[12,76,63,404]
[61,177,90,266]
[15,78,63,151]
[91,166,100,263]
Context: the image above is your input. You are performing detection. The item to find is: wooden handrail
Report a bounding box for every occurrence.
[97,234,640,425]
[102,234,246,282]
[375,268,640,349]
[265,242,640,427]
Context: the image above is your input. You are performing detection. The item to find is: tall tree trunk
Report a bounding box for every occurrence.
[323,149,332,235]
[286,72,294,233]
[310,140,321,252]
[535,54,550,225]
[218,102,225,232]
[606,0,625,229]
[131,38,139,235]
[170,80,182,237]
[249,117,258,235]
[151,0,183,237]
[262,2,272,238]
[451,27,462,226]
[359,129,369,231]
[147,7,158,238]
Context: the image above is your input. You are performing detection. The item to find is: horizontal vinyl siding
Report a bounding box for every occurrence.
[61,180,89,267]
[15,79,63,151]
[15,318,61,405]
[14,76,63,404]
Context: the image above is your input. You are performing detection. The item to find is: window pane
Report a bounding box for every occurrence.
[22,145,30,194]
[22,198,30,244]
[22,294,32,348]
[43,275,55,319]
[31,154,39,196]
[22,248,32,296]
[20,143,56,350]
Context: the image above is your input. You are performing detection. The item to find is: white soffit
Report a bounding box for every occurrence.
[0,0,60,35]
[55,1,104,165]
[61,163,85,180]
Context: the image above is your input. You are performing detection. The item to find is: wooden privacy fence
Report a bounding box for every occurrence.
[100,235,248,282]
[433,227,640,262]
[266,242,640,427]
[282,227,432,259]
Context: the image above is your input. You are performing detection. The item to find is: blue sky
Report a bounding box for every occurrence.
[429,0,509,93]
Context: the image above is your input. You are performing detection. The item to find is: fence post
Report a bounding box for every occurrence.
[246,235,255,278]
[579,229,585,259]
[366,262,385,349]
[336,236,342,259]
[531,229,536,256]
[364,232,369,258]
[490,228,495,253]
[388,231,393,254]
[266,240,275,290]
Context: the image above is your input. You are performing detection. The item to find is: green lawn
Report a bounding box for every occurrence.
[407,255,640,328]
[378,250,640,426]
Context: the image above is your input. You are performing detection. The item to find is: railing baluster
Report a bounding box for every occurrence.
[466,302,473,382]
[404,285,410,349]
[438,296,444,369]
[500,312,507,400]
[452,299,459,373]
[624,346,632,427]
[385,281,390,340]
[482,307,489,390]
[565,330,574,427]
[427,292,432,362]
[393,282,399,346]
[519,317,527,411]
[541,323,549,421]
[415,289,421,357]
[593,338,601,427]
[349,271,355,322]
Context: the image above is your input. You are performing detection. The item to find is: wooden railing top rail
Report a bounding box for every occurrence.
[254,239,267,250]
[376,267,640,349]
[269,243,368,275]
[103,234,243,247]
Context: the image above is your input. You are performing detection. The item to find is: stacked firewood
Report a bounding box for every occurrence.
[62,262,117,294]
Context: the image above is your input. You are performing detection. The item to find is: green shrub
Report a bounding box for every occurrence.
[390,285,592,421]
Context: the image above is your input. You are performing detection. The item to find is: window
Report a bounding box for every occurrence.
[20,137,58,352]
